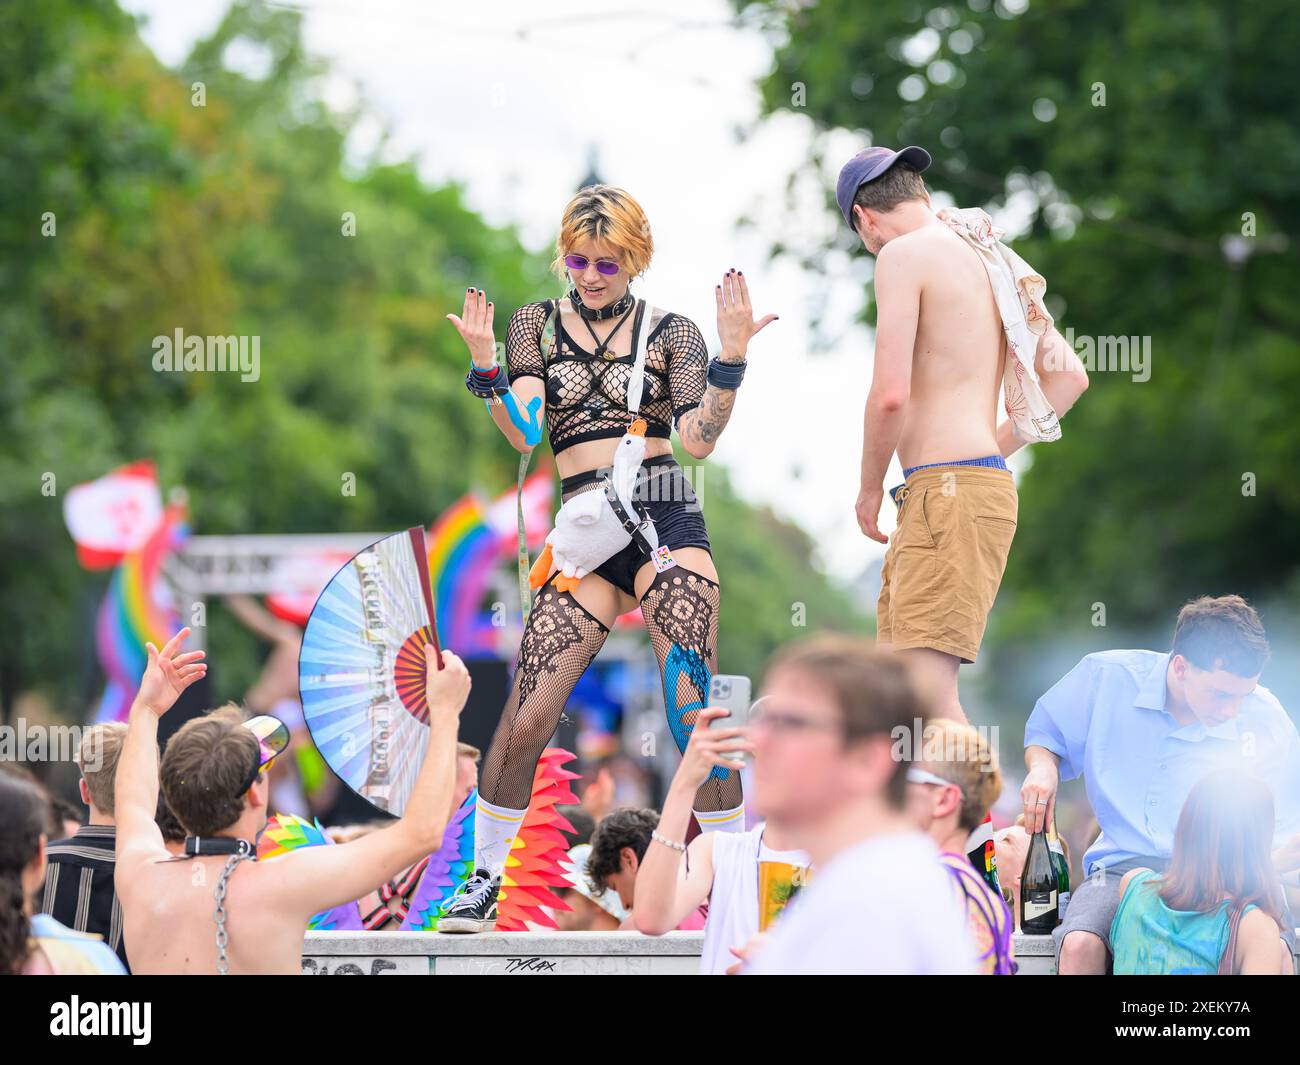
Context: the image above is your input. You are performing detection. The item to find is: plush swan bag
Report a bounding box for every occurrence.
[527,298,676,594]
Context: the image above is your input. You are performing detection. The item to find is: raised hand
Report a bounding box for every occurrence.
[446,287,499,369]
[715,269,777,359]
[136,627,206,716]
[680,706,754,789]
[425,647,470,722]
[581,767,616,822]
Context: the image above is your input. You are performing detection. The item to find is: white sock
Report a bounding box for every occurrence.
[694,803,745,833]
[475,796,527,879]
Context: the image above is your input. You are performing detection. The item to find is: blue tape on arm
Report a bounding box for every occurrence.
[501,390,544,446]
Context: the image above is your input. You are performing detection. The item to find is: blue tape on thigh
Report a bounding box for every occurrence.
[664,644,728,784]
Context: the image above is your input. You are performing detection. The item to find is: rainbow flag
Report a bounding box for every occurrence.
[94,502,188,722]
[426,471,552,654]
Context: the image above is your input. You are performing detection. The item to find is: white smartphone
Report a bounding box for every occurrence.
[707,675,752,767]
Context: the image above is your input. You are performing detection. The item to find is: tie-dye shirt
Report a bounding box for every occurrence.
[1110,870,1254,974]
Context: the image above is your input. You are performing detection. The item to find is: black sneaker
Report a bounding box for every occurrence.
[437,869,501,933]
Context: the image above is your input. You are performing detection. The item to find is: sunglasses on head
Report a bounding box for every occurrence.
[564,254,621,276]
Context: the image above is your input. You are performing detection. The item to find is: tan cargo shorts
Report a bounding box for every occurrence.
[876,465,1017,664]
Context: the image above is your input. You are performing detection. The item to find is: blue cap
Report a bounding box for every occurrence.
[836,145,932,231]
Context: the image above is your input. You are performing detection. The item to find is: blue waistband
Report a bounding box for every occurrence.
[903,454,1008,479]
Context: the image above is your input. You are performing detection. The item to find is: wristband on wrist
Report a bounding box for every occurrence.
[651,829,690,875]
[465,361,508,398]
[706,355,747,390]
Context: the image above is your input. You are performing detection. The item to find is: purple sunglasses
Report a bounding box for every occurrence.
[564,254,621,276]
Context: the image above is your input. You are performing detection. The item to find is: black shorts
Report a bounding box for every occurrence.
[557,456,711,598]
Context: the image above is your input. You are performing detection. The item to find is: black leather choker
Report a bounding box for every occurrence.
[184,836,255,857]
[569,287,634,321]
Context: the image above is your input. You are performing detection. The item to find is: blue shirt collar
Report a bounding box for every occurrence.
[1134,652,1171,711]
[1136,651,1241,741]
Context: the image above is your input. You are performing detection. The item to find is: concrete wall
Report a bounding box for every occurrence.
[301,929,1299,975]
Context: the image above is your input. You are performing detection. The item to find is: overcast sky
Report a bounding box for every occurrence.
[123,0,1005,584]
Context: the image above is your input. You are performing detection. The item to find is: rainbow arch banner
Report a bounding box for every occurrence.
[427,471,552,655]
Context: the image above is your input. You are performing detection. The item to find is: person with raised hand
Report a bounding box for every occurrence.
[632,704,810,974]
[115,629,471,973]
[441,182,777,932]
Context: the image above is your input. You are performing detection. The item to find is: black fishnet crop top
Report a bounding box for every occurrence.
[505,299,707,455]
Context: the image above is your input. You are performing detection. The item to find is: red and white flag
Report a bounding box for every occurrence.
[63,460,164,569]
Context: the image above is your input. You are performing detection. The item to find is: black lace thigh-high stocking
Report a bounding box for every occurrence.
[479,578,610,810]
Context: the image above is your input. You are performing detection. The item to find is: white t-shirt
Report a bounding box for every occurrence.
[744,830,977,975]
[700,824,810,975]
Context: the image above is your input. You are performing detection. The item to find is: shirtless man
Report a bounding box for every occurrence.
[114,627,469,974]
[841,146,1089,723]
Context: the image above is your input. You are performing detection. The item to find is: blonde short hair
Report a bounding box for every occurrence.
[550,185,654,281]
[76,723,128,815]
[916,718,1002,833]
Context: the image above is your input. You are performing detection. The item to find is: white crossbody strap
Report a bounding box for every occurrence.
[626,298,656,416]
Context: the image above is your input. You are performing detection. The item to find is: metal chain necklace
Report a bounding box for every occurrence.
[213,851,249,975]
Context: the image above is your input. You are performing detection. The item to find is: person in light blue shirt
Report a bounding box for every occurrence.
[1021,595,1300,974]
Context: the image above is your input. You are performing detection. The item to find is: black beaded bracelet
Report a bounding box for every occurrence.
[465,362,509,398]
[706,356,747,390]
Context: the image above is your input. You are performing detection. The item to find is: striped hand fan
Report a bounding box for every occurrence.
[298,528,444,816]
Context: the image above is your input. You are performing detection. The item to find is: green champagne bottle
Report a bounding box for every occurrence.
[1020,824,1059,934]
[1047,816,1070,921]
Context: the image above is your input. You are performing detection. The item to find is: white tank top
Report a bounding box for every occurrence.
[699,824,810,975]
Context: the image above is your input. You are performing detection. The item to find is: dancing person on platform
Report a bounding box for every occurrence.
[840,145,1089,721]
[442,184,777,932]
[113,628,470,974]
[741,636,975,975]
[633,705,810,974]
[1023,595,1300,974]
[837,144,1089,888]
[1109,769,1293,975]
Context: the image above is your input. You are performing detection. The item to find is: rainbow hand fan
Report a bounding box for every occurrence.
[299,528,443,816]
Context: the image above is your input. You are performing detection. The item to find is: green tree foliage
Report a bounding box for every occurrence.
[736,0,1300,719]
[0,0,860,717]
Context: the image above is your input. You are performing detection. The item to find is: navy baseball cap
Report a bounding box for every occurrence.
[836,145,932,231]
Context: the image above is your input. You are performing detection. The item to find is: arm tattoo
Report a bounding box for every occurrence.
[684,384,737,449]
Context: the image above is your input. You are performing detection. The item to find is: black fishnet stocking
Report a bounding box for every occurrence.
[479,578,610,810]
[640,565,741,813]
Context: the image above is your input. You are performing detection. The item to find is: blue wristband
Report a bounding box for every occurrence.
[466,362,509,398]
[706,356,746,389]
